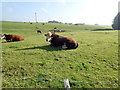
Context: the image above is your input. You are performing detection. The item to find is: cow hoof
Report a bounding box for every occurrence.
[62,45,68,49]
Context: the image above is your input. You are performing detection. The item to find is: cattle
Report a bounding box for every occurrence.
[54,27,57,29]
[37,30,42,34]
[2,34,24,42]
[45,32,78,49]
[42,23,45,25]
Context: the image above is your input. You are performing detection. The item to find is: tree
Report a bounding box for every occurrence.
[112,12,120,30]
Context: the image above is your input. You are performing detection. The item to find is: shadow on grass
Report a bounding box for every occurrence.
[92,28,113,31]
[16,45,63,51]
[1,41,24,43]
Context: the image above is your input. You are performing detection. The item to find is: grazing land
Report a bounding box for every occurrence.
[1,21,118,88]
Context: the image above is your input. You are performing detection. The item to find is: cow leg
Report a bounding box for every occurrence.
[62,43,68,49]
[6,39,12,42]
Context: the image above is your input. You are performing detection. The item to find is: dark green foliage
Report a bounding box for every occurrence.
[112,12,120,30]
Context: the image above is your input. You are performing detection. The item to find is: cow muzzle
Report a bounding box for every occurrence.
[0,34,5,39]
[46,37,52,42]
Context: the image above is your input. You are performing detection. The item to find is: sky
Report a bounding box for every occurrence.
[1,0,120,25]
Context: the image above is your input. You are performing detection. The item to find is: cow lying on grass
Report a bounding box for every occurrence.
[45,32,78,49]
[1,34,24,42]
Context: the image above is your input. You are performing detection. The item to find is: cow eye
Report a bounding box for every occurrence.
[45,34,47,36]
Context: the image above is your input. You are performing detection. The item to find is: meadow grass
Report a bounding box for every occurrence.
[1,21,118,88]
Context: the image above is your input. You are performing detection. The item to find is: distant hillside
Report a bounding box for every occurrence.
[1,21,112,33]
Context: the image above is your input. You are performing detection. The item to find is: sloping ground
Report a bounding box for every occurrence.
[1,21,118,88]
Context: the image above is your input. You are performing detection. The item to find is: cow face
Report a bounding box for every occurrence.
[44,32,53,42]
[0,34,6,39]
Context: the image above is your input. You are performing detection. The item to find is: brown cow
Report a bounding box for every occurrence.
[3,34,24,42]
[45,32,78,49]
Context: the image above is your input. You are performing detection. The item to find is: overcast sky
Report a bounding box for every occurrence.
[1,0,120,25]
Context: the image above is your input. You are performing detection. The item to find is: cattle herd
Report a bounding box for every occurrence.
[0,32,78,49]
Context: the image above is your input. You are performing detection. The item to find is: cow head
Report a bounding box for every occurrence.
[44,32,53,42]
[0,34,6,39]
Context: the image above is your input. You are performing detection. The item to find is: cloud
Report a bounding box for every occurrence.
[40,8,48,13]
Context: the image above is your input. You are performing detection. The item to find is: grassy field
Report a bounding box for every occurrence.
[1,21,118,88]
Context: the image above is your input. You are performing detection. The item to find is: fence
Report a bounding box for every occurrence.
[3,76,119,88]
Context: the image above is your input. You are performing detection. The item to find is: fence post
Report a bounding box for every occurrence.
[64,79,70,90]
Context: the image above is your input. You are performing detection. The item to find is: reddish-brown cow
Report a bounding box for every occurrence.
[3,34,24,42]
[45,32,78,49]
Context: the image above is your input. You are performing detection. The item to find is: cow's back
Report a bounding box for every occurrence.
[13,35,24,41]
[5,34,24,42]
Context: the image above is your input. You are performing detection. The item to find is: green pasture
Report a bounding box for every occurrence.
[1,21,118,88]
